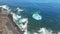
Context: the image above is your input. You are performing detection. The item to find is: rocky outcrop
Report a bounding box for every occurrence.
[0,7,24,34]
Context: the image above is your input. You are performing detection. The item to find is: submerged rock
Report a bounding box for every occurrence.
[32,13,42,20]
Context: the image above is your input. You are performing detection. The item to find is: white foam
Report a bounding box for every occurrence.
[12,12,22,20]
[38,28,46,34]
[0,5,11,12]
[32,13,42,20]
[38,28,53,34]
[16,7,24,12]
[18,18,28,34]
[33,32,37,34]
[16,15,21,18]
[19,18,28,23]
[58,32,60,34]
[1,5,9,9]
[12,13,18,20]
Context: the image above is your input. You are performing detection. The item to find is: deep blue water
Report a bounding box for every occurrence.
[0,0,60,32]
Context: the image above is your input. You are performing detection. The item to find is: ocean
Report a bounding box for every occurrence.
[0,0,60,33]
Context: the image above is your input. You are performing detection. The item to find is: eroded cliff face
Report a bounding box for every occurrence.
[0,11,9,34]
[0,7,23,34]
